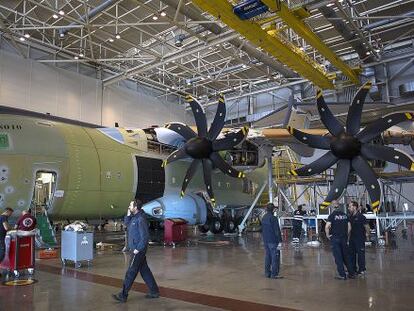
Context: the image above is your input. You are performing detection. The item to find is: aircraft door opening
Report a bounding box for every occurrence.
[32,171,56,211]
[135,157,165,203]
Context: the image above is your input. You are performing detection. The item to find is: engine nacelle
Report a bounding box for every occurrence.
[142,194,207,225]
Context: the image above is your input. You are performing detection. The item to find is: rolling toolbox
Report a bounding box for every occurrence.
[0,231,36,278]
[164,218,187,247]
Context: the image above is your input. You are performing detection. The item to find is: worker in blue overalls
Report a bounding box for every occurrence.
[348,201,370,276]
[325,200,355,280]
[261,203,283,279]
[113,199,159,303]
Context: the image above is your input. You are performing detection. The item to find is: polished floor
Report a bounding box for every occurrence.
[1,230,414,311]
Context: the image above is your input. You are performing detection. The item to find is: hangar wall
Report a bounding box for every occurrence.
[0,49,187,128]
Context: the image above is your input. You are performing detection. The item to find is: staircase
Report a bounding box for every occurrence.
[36,210,57,248]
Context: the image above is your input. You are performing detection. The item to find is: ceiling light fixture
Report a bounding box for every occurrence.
[59,33,65,38]
[58,10,65,16]
[160,11,166,17]
[108,38,114,42]
[79,52,84,58]
[152,15,158,20]
[19,37,25,42]
[52,14,59,19]
[24,33,30,38]
[74,55,79,60]
[115,34,121,39]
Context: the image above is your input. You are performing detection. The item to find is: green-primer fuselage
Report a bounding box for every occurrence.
[0,114,267,220]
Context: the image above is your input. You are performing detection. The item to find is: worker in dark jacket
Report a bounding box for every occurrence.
[113,199,159,303]
[292,204,306,244]
[348,201,370,276]
[261,203,283,279]
[325,200,355,280]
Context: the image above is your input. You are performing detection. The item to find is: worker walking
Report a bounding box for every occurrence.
[113,199,160,303]
[261,203,283,279]
[15,209,37,231]
[325,201,355,280]
[0,208,14,266]
[292,205,306,244]
[348,201,370,276]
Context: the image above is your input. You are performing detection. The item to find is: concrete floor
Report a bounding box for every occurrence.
[1,231,414,311]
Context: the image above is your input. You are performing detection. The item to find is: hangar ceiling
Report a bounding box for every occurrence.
[1,1,414,112]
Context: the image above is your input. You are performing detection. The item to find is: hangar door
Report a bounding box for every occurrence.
[135,156,165,203]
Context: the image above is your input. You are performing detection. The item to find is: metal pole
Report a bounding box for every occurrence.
[268,157,273,204]
[238,181,268,235]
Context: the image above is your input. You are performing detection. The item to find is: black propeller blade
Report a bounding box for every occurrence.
[288,85,414,211]
[210,152,246,178]
[351,156,381,212]
[186,95,208,137]
[212,127,248,151]
[287,126,331,150]
[163,95,247,204]
[162,148,189,167]
[321,159,351,208]
[357,112,414,143]
[166,122,196,140]
[289,152,337,177]
[346,81,372,135]
[316,89,344,136]
[202,159,215,204]
[180,160,201,197]
[208,94,226,140]
[361,144,414,171]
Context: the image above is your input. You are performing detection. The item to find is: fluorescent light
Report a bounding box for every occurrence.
[59,33,65,38]
[366,51,371,55]
[242,64,247,68]
[52,14,59,19]
[108,38,114,42]
[74,55,79,60]
[19,37,25,42]
[115,34,121,39]
[152,15,158,20]
[79,53,84,57]
[160,11,166,17]
[24,33,30,38]
[58,10,65,16]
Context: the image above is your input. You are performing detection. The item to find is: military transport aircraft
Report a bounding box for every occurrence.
[1,89,414,233]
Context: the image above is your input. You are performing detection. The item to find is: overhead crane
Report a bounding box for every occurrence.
[193,0,360,89]
[261,0,360,85]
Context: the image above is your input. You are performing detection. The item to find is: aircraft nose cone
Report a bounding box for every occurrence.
[142,201,164,218]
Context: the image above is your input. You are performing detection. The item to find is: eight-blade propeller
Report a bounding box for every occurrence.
[163,95,248,205]
[288,81,414,212]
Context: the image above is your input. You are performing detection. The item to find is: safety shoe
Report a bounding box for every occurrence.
[334,275,347,280]
[357,271,366,277]
[112,293,127,303]
[270,275,284,279]
[145,292,160,299]
[348,273,357,279]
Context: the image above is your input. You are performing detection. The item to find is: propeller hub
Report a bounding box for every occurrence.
[330,133,361,159]
[185,137,213,159]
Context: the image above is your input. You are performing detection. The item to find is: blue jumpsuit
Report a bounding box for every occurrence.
[261,212,282,278]
[327,210,354,278]
[120,210,159,298]
[349,212,367,273]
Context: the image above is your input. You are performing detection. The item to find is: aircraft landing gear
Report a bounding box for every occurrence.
[224,218,237,233]
[209,217,224,234]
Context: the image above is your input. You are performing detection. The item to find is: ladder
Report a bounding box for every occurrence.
[35,209,57,248]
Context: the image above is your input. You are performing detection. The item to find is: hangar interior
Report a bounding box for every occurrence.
[1,0,414,310]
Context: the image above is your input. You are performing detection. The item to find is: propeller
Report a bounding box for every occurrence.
[163,95,248,205]
[288,81,414,212]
